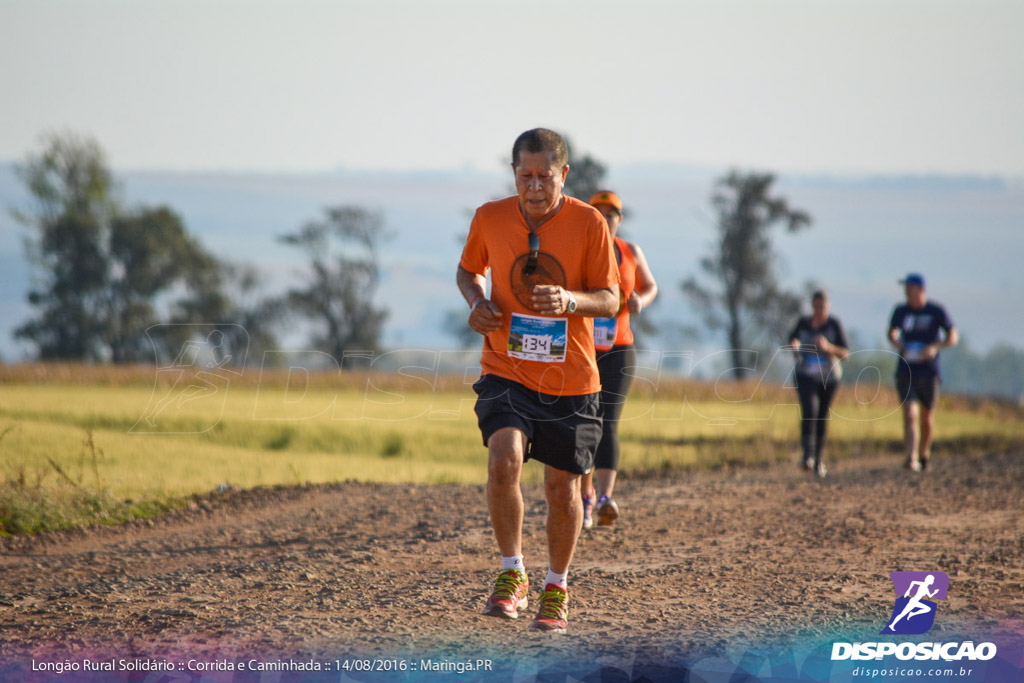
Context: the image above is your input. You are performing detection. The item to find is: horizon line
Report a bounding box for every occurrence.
[0,158,1020,185]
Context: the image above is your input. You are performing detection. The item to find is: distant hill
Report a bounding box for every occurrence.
[2,163,1023,395]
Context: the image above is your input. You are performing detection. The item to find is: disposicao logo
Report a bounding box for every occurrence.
[881,571,949,635]
[831,570,998,663]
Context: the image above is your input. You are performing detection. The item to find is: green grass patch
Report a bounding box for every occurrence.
[0,481,180,536]
[1,367,1021,535]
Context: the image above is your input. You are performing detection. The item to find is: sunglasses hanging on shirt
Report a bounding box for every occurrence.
[522,232,540,276]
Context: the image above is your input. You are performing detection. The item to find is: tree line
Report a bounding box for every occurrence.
[3,131,874,381]
[11,132,388,367]
[11,132,1024,398]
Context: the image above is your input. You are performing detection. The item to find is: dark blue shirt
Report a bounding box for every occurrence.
[888,301,955,378]
[789,315,849,383]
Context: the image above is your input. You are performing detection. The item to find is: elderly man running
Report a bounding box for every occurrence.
[456,128,619,633]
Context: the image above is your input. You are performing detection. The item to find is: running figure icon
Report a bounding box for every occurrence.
[881,570,949,635]
[887,574,938,631]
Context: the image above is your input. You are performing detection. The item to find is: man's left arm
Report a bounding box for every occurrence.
[927,326,958,358]
[940,326,959,349]
[925,309,959,359]
[552,210,620,318]
[531,285,619,318]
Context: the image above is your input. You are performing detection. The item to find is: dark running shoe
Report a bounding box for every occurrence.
[904,456,922,472]
[596,495,619,527]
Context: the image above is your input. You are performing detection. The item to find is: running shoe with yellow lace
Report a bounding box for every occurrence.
[482,569,529,619]
[529,583,568,633]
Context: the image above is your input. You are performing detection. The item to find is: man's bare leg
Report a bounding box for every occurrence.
[903,401,921,470]
[543,465,582,574]
[487,427,526,557]
[919,406,936,468]
[595,467,617,499]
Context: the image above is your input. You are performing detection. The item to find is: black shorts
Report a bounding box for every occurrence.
[472,374,602,475]
[896,372,940,410]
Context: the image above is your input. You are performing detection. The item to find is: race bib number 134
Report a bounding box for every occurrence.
[508,313,568,363]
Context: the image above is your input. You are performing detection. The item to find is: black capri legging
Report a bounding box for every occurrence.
[594,344,637,471]
[794,374,839,460]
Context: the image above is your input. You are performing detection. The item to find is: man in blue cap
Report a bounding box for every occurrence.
[887,274,959,471]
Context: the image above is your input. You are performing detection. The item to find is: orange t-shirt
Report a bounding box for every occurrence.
[593,237,637,350]
[460,195,619,396]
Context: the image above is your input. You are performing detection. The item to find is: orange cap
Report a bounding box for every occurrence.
[589,191,623,213]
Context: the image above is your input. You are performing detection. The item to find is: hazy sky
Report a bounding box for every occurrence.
[2,0,1022,176]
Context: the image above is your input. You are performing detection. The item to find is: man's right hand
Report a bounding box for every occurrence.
[469,299,503,335]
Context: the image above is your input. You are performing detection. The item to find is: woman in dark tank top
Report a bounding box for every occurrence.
[788,290,850,478]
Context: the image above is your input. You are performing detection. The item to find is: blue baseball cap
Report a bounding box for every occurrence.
[900,273,925,287]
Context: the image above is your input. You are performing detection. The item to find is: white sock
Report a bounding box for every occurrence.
[545,567,567,589]
[501,555,525,574]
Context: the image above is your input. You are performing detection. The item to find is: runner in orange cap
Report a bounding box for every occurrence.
[581,190,659,529]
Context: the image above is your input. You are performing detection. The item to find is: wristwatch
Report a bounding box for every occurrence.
[565,291,577,314]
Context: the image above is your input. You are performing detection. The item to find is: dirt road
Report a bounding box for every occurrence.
[2,449,1023,681]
